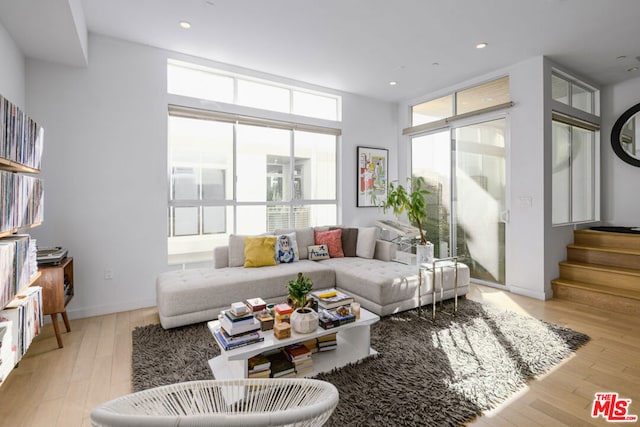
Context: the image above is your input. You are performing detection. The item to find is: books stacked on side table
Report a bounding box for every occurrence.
[247,353,271,378]
[213,303,263,350]
[317,333,337,352]
[311,288,354,310]
[285,343,313,377]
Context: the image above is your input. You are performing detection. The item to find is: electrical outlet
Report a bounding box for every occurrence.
[104,268,114,280]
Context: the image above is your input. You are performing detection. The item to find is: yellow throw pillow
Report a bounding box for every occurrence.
[243,236,277,267]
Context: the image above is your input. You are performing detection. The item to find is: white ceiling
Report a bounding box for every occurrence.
[2,0,640,102]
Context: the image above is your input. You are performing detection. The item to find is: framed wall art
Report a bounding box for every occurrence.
[357,146,388,207]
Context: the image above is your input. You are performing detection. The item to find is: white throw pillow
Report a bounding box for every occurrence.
[275,232,299,263]
[356,227,380,259]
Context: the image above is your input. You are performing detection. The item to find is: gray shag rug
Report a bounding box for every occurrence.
[132,299,589,426]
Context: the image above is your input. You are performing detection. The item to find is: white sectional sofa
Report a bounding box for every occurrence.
[156,226,470,329]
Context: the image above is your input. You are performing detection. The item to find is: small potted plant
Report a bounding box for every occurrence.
[377,176,433,264]
[288,272,318,333]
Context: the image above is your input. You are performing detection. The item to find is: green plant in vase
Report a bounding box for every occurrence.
[288,272,313,309]
[374,176,433,264]
[288,272,318,334]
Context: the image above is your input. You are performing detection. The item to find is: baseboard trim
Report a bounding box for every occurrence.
[64,298,157,320]
[507,285,549,300]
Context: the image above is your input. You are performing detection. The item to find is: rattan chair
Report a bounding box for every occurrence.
[90,378,339,427]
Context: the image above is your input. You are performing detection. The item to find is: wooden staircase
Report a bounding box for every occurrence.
[551,229,640,314]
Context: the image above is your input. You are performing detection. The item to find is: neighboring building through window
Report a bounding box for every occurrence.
[167,61,341,264]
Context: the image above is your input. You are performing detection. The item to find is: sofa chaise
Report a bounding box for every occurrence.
[156,226,470,329]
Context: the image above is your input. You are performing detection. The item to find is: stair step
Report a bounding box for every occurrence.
[567,244,640,269]
[574,229,640,251]
[558,261,640,291]
[551,278,640,300]
[552,279,640,315]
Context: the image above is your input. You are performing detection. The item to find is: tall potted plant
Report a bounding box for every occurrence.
[288,273,318,333]
[377,176,433,264]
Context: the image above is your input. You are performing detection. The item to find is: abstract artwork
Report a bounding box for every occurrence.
[357,146,388,207]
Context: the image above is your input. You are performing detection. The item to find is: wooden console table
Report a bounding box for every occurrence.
[33,257,74,348]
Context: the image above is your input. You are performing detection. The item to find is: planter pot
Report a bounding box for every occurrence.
[290,308,319,334]
[416,242,434,266]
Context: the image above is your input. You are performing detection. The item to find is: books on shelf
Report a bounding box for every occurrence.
[0,95,44,170]
[247,353,271,378]
[311,288,354,309]
[267,350,296,378]
[0,286,43,365]
[0,234,38,309]
[0,172,44,234]
[317,333,338,352]
[0,319,14,385]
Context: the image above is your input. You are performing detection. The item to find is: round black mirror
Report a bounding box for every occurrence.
[611,102,640,167]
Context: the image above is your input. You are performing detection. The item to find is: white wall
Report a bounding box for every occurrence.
[26,34,397,319]
[601,75,640,225]
[340,92,398,226]
[0,21,25,108]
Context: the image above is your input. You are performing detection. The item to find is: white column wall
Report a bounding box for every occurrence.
[0,21,25,109]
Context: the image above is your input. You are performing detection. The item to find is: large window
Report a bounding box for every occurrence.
[550,69,599,226]
[552,121,596,225]
[167,116,339,264]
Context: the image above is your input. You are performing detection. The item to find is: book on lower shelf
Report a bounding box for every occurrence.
[317,333,338,352]
[267,350,296,378]
[311,288,354,309]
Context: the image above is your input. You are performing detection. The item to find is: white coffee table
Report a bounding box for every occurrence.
[207,308,380,380]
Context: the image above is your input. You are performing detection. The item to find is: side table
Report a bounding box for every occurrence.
[418,257,459,319]
[33,257,74,348]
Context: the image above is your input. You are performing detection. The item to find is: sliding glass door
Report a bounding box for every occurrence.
[412,118,507,286]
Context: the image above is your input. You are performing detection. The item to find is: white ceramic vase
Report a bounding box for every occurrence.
[290,307,319,334]
[416,242,434,266]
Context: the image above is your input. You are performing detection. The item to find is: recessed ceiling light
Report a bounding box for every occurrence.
[389,81,397,86]
[627,67,640,72]
[476,42,488,49]
[179,21,192,29]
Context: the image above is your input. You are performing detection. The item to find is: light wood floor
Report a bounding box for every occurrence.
[0,284,638,426]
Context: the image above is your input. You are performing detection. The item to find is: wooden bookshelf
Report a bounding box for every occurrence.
[0,157,39,174]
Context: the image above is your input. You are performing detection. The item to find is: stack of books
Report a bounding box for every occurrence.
[284,343,313,377]
[311,288,354,309]
[318,307,356,329]
[267,350,296,378]
[247,353,271,378]
[220,308,260,336]
[212,324,263,351]
[213,306,263,350]
[317,333,338,352]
